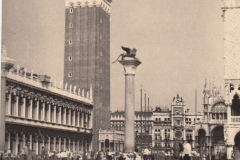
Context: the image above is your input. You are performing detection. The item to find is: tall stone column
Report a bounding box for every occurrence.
[119,59,141,153]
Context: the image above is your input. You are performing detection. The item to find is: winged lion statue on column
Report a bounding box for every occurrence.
[112,46,137,64]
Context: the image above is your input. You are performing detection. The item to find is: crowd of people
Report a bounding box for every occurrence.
[0,142,235,160]
[0,143,142,160]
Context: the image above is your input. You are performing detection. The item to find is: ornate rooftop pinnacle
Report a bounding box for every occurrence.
[1,44,6,57]
[1,44,15,70]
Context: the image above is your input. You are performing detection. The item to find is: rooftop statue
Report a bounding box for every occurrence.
[112,46,137,64]
[1,44,7,57]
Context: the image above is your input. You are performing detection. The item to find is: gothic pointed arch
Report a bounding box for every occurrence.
[234,132,240,151]
[231,93,240,116]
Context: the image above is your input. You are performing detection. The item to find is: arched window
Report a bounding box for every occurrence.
[232,94,240,116]
[69,56,72,61]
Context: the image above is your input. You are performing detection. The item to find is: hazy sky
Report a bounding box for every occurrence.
[2,0,225,112]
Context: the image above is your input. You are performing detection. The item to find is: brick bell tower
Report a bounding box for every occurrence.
[64,0,112,151]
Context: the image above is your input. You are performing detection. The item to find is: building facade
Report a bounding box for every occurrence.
[194,1,240,160]
[111,110,153,151]
[194,82,227,159]
[64,0,112,150]
[1,52,94,156]
[98,130,125,152]
[152,95,202,154]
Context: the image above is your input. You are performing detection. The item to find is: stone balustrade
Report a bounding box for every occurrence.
[231,116,240,123]
[6,69,93,104]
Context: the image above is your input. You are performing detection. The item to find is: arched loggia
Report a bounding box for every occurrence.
[198,129,206,159]
[105,139,110,152]
[211,126,226,159]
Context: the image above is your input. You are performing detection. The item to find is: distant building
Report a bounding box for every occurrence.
[1,52,94,155]
[98,130,124,152]
[64,0,112,150]
[111,110,153,151]
[108,95,202,154]
[152,95,202,154]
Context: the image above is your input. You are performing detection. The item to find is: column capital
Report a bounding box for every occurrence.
[27,92,35,100]
[119,59,141,75]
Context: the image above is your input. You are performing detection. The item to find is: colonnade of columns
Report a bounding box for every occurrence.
[211,112,227,120]
[99,141,124,153]
[5,131,92,156]
[5,90,92,129]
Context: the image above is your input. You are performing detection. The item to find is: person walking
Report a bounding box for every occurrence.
[22,143,29,160]
[41,146,47,160]
[96,152,101,160]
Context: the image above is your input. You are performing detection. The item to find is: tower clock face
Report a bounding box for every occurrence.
[175,130,182,139]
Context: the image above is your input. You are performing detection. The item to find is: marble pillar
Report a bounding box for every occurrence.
[6,93,11,115]
[63,108,66,125]
[42,102,45,121]
[227,105,231,123]
[35,100,39,120]
[29,99,33,119]
[58,107,62,124]
[47,104,51,122]
[14,95,19,116]
[227,145,233,160]
[119,59,141,153]
[53,105,56,123]
[76,111,80,127]
[21,97,26,118]
[72,110,75,126]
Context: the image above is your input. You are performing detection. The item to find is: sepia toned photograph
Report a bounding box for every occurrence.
[1,0,240,160]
